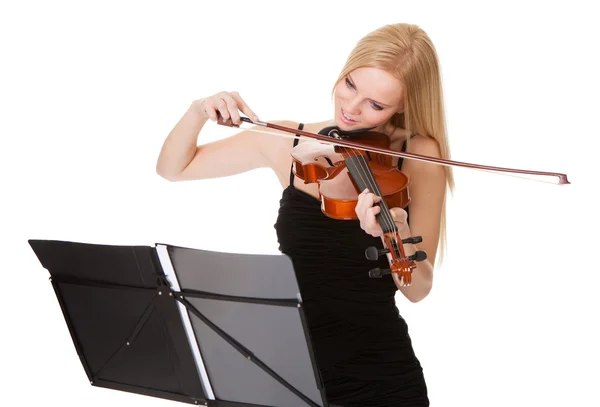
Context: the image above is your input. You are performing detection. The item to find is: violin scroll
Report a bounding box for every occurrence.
[366,235,427,285]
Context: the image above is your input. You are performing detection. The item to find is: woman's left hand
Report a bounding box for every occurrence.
[355,189,409,237]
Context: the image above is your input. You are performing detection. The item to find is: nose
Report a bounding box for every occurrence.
[344,95,361,115]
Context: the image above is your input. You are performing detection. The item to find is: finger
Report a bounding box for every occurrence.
[356,189,369,212]
[214,98,230,121]
[366,190,382,204]
[362,192,379,209]
[222,94,241,124]
[355,192,369,215]
[359,188,380,198]
[356,191,376,216]
[357,189,374,203]
[231,92,259,121]
[367,206,381,222]
[203,100,219,121]
[390,208,408,227]
[360,206,381,234]
[390,207,406,219]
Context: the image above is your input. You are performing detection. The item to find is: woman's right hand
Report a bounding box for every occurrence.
[192,91,259,125]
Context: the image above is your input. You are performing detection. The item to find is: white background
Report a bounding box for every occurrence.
[1,0,598,406]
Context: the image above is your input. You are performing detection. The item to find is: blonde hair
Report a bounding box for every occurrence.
[333,23,454,264]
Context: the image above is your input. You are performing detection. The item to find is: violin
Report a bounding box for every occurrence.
[217,115,570,286]
[290,125,410,220]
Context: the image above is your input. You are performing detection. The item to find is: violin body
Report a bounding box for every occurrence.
[290,130,410,220]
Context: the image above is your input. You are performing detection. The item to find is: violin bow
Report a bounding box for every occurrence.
[217,116,570,185]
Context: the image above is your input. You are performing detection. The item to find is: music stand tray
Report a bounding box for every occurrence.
[28,239,328,407]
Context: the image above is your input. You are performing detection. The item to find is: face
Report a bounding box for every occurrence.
[333,67,405,132]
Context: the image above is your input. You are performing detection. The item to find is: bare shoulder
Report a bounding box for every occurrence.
[402,134,445,188]
[255,119,302,184]
[406,134,442,157]
[257,119,301,161]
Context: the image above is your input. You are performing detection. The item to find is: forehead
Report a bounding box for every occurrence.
[349,67,404,104]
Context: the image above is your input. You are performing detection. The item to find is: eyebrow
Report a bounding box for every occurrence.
[347,74,393,107]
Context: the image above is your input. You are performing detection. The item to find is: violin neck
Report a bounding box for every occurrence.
[345,155,397,234]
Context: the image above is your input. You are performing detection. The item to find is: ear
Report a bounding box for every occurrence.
[396,91,405,113]
[397,101,405,114]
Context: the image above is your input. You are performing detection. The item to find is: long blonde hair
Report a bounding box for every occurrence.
[333,23,454,263]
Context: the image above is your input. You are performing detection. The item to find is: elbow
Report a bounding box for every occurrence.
[155,165,181,182]
[408,291,429,303]
[409,262,434,303]
[155,159,169,179]
[407,292,426,303]
[156,156,188,182]
[405,280,433,303]
[155,165,169,180]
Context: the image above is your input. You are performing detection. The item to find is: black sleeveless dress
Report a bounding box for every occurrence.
[274,124,429,407]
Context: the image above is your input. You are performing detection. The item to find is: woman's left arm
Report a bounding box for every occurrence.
[355,136,447,302]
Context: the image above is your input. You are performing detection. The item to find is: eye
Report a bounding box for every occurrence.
[370,102,383,111]
[345,77,355,89]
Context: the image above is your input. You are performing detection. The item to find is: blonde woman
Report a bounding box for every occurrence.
[157,23,451,407]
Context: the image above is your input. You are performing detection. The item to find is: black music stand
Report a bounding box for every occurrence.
[28,239,328,407]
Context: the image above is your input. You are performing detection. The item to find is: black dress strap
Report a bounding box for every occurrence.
[397,140,408,170]
[289,123,304,187]
[397,132,417,170]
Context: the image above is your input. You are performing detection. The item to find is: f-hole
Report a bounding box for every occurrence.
[315,155,335,167]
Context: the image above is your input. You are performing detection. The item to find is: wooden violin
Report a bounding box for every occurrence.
[217,115,570,286]
[289,126,410,220]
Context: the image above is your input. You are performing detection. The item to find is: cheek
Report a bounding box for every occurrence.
[362,109,393,125]
[334,83,351,102]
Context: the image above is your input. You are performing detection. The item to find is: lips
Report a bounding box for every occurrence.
[340,108,357,125]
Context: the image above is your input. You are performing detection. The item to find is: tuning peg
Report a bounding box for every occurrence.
[402,236,422,244]
[365,246,390,261]
[368,267,391,278]
[408,250,427,262]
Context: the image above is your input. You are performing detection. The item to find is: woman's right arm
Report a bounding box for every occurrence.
[156,91,269,182]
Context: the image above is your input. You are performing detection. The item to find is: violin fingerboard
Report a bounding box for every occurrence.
[345,156,397,234]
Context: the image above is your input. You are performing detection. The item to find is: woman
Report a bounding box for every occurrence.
[157,22,452,407]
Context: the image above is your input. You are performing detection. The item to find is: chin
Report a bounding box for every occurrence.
[333,118,347,129]
[332,117,345,130]
[335,121,354,132]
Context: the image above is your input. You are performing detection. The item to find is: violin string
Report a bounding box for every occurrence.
[346,147,398,237]
[345,147,405,263]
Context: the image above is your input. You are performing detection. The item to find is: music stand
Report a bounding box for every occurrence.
[28,239,329,407]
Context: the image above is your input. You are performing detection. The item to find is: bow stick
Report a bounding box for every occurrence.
[217,116,570,185]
